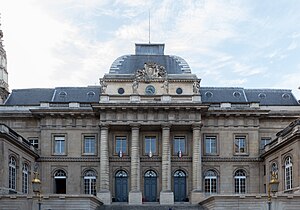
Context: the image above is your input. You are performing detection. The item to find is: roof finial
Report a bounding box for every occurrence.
[148,9,151,44]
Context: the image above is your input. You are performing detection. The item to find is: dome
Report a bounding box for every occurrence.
[109,44,191,75]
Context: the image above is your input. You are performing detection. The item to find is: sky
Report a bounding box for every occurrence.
[1,0,300,99]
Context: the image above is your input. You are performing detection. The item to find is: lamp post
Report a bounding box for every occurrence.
[267,172,279,210]
[32,171,42,210]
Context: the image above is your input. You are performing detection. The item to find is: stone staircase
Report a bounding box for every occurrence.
[97,203,205,210]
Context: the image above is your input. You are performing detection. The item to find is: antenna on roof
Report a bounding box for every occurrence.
[148,9,151,44]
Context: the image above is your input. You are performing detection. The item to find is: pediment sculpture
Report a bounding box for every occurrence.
[135,62,167,81]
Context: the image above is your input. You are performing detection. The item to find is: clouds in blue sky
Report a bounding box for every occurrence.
[1,0,300,98]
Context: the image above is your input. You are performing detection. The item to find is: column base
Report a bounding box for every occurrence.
[190,190,205,204]
[159,191,174,205]
[97,190,111,205]
[129,191,142,205]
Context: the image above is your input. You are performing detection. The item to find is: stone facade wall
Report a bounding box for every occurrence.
[0,194,102,210]
[0,130,37,195]
[200,194,300,210]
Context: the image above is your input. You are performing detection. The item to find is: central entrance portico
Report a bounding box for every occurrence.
[94,43,206,205]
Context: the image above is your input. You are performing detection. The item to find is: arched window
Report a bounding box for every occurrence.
[22,163,29,193]
[84,170,96,195]
[54,170,67,194]
[9,157,17,190]
[285,156,293,190]
[204,170,217,194]
[234,170,246,194]
[116,170,128,178]
[174,170,186,177]
[54,170,66,178]
[145,170,157,177]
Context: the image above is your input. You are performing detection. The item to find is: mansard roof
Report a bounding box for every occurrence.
[3,86,299,106]
[109,44,191,75]
[201,87,299,106]
[4,86,100,105]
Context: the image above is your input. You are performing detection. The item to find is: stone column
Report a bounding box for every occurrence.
[160,124,174,205]
[129,124,142,204]
[97,124,111,204]
[191,123,204,204]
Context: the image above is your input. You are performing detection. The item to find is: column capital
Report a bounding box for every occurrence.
[130,123,141,129]
[99,123,109,129]
[161,123,171,129]
[192,122,203,130]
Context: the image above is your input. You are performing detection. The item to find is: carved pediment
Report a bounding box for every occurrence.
[135,62,167,81]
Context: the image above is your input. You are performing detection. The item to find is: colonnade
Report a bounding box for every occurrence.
[98,123,202,205]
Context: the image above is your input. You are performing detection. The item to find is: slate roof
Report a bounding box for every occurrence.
[201,87,299,106]
[244,89,299,106]
[109,43,191,75]
[4,88,54,105]
[4,86,299,106]
[4,86,100,106]
[109,55,191,75]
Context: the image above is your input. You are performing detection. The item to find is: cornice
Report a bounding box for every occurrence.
[202,156,262,162]
[38,157,100,162]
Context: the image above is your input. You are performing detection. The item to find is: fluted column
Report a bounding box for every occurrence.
[129,124,142,204]
[192,124,202,190]
[97,124,111,204]
[161,124,171,191]
[160,124,174,204]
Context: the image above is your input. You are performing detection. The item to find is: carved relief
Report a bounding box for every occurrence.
[135,62,167,82]
[132,80,139,94]
[193,80,200,94]
[100,79,107,94]
[161,80,169,94]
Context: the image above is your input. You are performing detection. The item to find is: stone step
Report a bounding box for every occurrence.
[97,203,204,210]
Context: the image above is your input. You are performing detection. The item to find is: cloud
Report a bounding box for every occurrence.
[0,0,299,103]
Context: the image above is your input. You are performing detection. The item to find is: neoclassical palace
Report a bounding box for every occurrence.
[1,24,300,209]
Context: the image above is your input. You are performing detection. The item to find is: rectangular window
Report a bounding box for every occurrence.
[54,136,65,154]
[204,135,217,155]
[145,136,156,155]
[84,136,96,154]
[28,138,39,149]
[174,136,186,155]
[234,136,246,154]
[235,178,246,193]
[260,137,271,149]
[115,136,127,154]
[84,177,96,195]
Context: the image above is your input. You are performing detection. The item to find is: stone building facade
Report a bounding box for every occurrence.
[0,26,300,209]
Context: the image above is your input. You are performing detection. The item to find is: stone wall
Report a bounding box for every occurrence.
[200,194,300,210]
[0,194,102,210]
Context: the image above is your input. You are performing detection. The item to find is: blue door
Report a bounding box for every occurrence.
[174,170,186,202]
[115,170,128,202]
[144,170,157,202]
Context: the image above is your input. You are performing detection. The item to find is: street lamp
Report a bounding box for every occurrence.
[32,171,42,210]
[268,171,279,210]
